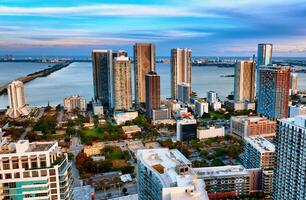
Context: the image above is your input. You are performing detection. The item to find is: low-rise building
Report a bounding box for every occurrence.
[231,116,276,139]
[197,126,225,140]
[176,119,197,141]
[64,95,87,112]
[289,104,306,117]
[114,111,138,125]
[0,139,73,199]
[137,148,209,200]
[122,125,142,139]
[211,101,222,111]
[225,101,256,111]
[92,100,104,116]
[152,107,171,121]
[83,142,104,157]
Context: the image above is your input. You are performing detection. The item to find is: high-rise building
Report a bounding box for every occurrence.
[134,43,156,105]
[0,139,73,199]
[92,49,127,108]
[230,116,276,139]
[290,73,298,95]
[177,83,191,104]
[176,119,197,141]
[257,66,290,119]
[242,136,275,170]
[113,55,132,111]
[234,61,256,103]
[171,48,192,100]
[207,91,218,104]
[194,99,209,117]
[64,95,87,112]
[6,80,31,118]
[137,148,209,200]
[257,43,273,66]
[273,115,306,199]
[145,71,160,117]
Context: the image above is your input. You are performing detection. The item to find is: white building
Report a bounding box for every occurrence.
[177,83,191,104]
[114,111,138,125]
[0,139,73,199]
[176,119,197,141]
[137,148,209,200]
[290,73,298,95]
[194,100,209,117]
[289,104,306,118]
[92,101,104,116]
[6,80,31,118]
[211,101,222,111]
[197,126,225,139]
[64,95,87,112]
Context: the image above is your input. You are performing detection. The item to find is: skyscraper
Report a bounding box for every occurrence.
[290,73,298,95]
[273,115,306,199]
[257,66,290,119]
[177,83,191,104]
[145,71,160,117]
[6,80,31,118]
[171,48,192,100]
[257,43,273,66]
[234,61,256,102]
[92,49,127,108]
[134,43,156,105]
[113,55,132,111]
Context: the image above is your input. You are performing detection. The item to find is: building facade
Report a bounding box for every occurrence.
[207,91,218,104]
[273,115,306,200]
[145,72,160,117]
[0,140,73,199]
[113,56,132,111]
[177,83,191,104]
[257,66,290,119]
[134,43,156,105]
[171,48,192,100]
[257,43,273,66]
[197,126,224,140]
[289,104,306,117]
[194,100,209,117]
[64,95,87,112]
[230,116,276,139]
[234,61,256,103]
[6,80,31,118]
[137,148,209,200]
[290,73,298,95]
[176,119,197,141]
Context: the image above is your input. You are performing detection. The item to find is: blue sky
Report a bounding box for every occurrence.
[0,0,306,56]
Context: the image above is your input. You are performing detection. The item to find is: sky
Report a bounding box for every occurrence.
[0,0,306,57]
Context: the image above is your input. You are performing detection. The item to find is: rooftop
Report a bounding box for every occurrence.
[232,115,275,123]
[194,165,249,178]
[245,136,275,153]
[281,115,306,128]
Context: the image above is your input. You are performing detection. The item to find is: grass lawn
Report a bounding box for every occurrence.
[80,125,125,143]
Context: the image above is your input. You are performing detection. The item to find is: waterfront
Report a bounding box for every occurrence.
[0,62,306,108]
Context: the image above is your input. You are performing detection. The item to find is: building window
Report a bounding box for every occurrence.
[5,173,12,179]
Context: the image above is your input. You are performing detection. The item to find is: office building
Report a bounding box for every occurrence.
[257,43,273,66]
[197,126,224,140]
[207,91,218,104]
[243,136,275,170]
[137,148,209,200]
[145,71,160,117]
[134,43,156,105]
[194,165,263,199]
[233,61,256,110]
[194,100,209,117]
[0,139,73,199]
[113,55,132,111]
[64,95,87,112]
[171,48,192,100]
[231,116,276,139]
[273,115,306,199]
[289,104,306,117]
[6,80,31,118]
[257,66,290,119]
[92,49,127,108]
[152,108,171,121]
[177,83,191,104]
[290,73,298,95]
[176,119,197,141]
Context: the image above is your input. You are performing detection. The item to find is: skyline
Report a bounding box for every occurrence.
[0,0,306,56]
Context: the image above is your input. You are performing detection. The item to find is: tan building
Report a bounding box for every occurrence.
[171,48,192,100]
[134,43,156,105]
[64,95,87,112]
[113,55,132,111]
[231,116,276,139]
[234,61,256,107]
[83,142,104,157]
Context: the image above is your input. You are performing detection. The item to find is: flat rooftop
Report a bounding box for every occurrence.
[194,165,249,178]
[232,115,274,123]
[281,115,306,128]
[245,136,275,153]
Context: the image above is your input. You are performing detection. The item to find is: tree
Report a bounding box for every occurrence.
[211,158,224,166]
[227,145,241,158]
[122,187,128,194]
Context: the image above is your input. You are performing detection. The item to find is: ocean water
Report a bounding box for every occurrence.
[0,62,306,108]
